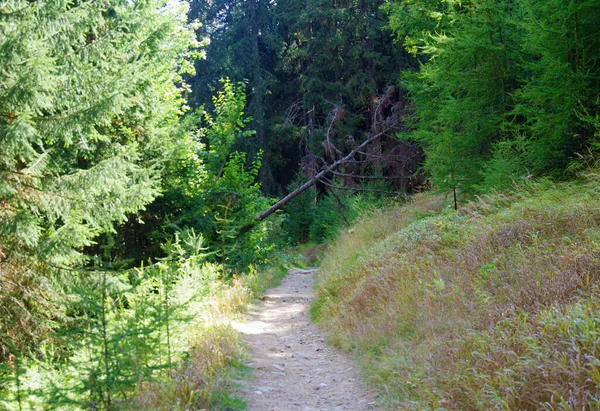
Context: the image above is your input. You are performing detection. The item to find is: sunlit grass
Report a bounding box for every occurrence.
[313,173,600,409]
[132,257,294,410]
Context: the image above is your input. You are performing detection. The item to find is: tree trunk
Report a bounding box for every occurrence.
[247,0,275,194]
[239,129,390,235]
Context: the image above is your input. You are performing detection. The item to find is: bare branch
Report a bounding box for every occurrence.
[324,105,343,161]
[330,170,408,180]
[238,128,390,235]
[284,99,304,125]
[319,177,401,195]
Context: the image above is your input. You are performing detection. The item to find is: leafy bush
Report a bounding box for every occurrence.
[281,175,399,246]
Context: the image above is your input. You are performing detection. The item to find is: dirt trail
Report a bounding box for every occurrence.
[232,268,379,411]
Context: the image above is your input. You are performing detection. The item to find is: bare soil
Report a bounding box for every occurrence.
[232,268,380,411]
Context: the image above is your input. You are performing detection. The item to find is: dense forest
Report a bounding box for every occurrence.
[1,0,599,409]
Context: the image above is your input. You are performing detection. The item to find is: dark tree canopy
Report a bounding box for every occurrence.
[188,0,422,195]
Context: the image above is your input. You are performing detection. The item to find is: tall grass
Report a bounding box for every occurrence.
[313,173,600,409]
[132,260,291,410]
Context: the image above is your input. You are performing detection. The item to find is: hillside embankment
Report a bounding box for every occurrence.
[311,174,600,409]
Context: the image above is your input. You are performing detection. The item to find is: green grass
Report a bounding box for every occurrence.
[312,173,600,409]
[213,391,248,410]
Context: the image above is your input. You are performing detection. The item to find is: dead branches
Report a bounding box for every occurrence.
[239,128,391,235]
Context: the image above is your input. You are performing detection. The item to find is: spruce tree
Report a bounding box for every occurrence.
[0,0,198,364]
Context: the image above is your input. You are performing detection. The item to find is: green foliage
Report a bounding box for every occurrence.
[189,0,418,194]
[393,0,525,193]
[0,230,212,410]
[5,0,600,407]
[201,81,256,174]
[281,175,395,245]
[0,0,199,371]
[386,0,600,193]
[512,0,600,175]
[152,79,275,272]
[0,0,199,264]
[278,0,407,112]
[0,226,283,411]
[478,135,531,191]
[280,182,318,244]
[0,1,226,408]
[196,81,274,270]
[188,0,280,191]
[307,195,342,243]
[307,193,384,243]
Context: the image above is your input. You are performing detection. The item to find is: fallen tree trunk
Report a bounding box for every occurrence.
[239,129,389,235]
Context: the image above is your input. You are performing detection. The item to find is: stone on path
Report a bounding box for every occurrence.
[232,268,380,411]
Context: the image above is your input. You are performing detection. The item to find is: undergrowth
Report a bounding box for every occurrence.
[313,173,600,409]
[132,259,291,410]
[0,249,293,411]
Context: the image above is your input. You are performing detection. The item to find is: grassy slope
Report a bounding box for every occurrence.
[312,174,600,409]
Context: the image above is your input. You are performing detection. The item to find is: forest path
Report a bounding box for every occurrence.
[232,268,380,411]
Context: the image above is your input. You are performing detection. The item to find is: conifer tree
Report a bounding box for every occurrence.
[388,0,525,192]
[386,0,600,192]
[513,0,600,174]
[0,0,199,363]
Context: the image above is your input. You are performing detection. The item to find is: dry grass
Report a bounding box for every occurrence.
[133,325,244,410]
[132,261,291,410]
[313,174,600,409]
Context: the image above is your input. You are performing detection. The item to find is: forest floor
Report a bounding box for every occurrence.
[232,268,380,411]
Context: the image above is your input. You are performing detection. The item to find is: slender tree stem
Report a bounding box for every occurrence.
[14,353,22,411]
[101,271,112,409]
[453,186,458,211]
[164,267,172,370]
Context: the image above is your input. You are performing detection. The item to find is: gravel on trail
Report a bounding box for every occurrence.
[232,268,380,411]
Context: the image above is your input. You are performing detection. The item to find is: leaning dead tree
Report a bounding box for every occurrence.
[240,85,426,235]
[307,85,425,193]
[239,128,391,235]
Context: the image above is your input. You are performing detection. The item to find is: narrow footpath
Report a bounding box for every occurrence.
[232,268,379,411]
